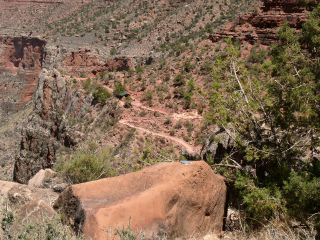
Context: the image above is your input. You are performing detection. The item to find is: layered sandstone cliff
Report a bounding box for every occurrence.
[210,0,320,45]
[0,35,46,111]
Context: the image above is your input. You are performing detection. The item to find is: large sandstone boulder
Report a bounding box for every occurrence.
[54,161,227,240]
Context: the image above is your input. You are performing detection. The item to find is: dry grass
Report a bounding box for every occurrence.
[199,222,316,240]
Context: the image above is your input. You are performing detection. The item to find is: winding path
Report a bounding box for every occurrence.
[119,119,196,153]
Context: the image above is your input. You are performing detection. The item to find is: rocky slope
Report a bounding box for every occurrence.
[0,0,319,239]
[2,0,318,184]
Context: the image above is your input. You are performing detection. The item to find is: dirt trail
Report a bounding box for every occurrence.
[130,101,169,115]
[119,119,196,153]
[71,75,201,154]
[118,93,203,154]
[130,100,202,119]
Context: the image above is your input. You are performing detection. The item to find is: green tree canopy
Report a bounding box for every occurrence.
[208,9,320,226]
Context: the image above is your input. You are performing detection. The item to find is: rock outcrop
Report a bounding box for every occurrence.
[201,127,238,164]
[12,198,57,226]
[0,35,46,111]
[13,69,92,184]
[210,0,320,45]
[54,161,227,240]
[61,50,133,77]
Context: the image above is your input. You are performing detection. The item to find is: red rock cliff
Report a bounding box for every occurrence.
[210,0,320,45]
[0,36,46,111]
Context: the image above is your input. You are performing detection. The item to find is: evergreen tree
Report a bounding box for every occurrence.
[208,11,320,226]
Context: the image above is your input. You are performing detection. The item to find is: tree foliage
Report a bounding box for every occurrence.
[208,9,320,226]
[92,87,111,104]
[113,81,126,97]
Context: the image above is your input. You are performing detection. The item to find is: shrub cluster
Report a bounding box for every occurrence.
[54,145,118,184]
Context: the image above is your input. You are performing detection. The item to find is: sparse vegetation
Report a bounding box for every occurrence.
[2,0,317,239]
[54,145,118,184]
[1,205,83,240]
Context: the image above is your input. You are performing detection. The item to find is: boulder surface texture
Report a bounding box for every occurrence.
[54,161,227,239]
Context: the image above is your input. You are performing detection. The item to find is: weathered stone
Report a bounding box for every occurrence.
[53,183,69,193]
[14,198,57,224]
[7,183,59,207]
[0,36,46,111]
[61,51,133,77]
[13,69,88,184]
[181,148,201,160]
[28,169,56,188]
[9,199,58,238]
[225,208,240,231]
[201,127,239,164]
[0,181,20,206]
[54,161,227,240]
[28,168,67,191]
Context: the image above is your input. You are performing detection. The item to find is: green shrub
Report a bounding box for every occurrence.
[99,72,107,79]
[183,61,193,72]
[92,87,111,104]
[140,110,147,117]
[169,129,175,136]
[174,121,182,129]
[110,47,117,55]
[154,111,160,117]
[183,135,191,142]
[113,82,126,97]
[283,171,320,224]
[173,87,185,98]
[82,78,92,93]
[55,146,118,184]
[124,97,132,108]
[173,74,185,86]
[135,66,144,73]
[2,210,83,240]
[235,174,285,223]
[143,90,153,106]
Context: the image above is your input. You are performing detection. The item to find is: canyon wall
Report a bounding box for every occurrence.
[13,69,92,184]
[0,36,46,181]
[210,0,320,45]
[0,36,46,111]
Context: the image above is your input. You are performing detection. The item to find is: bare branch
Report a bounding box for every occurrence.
[230,60,249,106]
[212,164,242,169]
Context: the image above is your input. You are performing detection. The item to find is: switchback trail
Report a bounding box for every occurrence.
[119,119,196,153]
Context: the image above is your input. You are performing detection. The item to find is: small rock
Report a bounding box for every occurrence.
[53,183,68,193]
[28,169,56,188]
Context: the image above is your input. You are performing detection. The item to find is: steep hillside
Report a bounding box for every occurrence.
[1,0,320,239]
[0,0,262,182]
